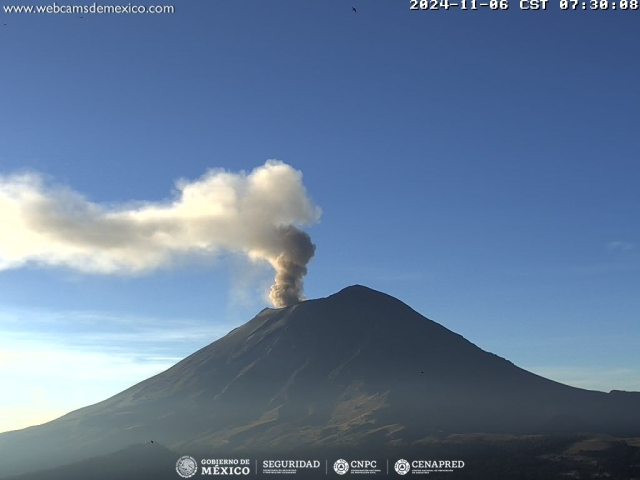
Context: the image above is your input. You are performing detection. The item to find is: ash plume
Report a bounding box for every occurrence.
[0,160,321,307]
[268,225,316,307]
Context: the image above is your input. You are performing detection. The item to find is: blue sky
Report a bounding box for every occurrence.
[1,1,639,433]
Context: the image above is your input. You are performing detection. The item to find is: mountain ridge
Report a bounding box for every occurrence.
[0,284,638,478]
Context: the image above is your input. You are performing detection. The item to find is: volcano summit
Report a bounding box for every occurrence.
[0,285,639,478]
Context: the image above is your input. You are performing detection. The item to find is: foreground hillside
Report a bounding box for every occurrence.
[4,435,640,479]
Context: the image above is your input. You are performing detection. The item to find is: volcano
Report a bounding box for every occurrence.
[1,285,639,478]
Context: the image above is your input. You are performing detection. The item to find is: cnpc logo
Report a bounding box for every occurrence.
[333,459,378,475]
[333,459,349,475]
[350,460,377,469]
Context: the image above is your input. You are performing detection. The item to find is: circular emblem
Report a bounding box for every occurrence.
[395,459,410,475]
[176,455,198,478]
[334,458,349,475]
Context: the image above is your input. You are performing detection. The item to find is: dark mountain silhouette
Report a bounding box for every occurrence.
[3,442,181,480]
[0,285,639,478]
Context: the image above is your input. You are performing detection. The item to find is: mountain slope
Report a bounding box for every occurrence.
[3,442,180,480]
[1,285,638,478]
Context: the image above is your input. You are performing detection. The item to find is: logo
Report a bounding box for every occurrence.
[261,460,321,475]
[200,458,252,475]
[334,459,349,475]
[395,459,410,475]
[176,456,198,478]
[399,459,465,475]
[333,459,382,475]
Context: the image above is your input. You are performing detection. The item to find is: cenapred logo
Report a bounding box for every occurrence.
[396,459,465,475]
[334,459,349,475]
[176,455,198,478]
[394,459,410,475]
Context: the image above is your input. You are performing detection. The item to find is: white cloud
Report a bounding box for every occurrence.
[606,241,635,252]
[0,308,232,353]
[0,160,321,306]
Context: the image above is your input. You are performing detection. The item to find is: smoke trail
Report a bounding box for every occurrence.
[0,160,321,307]
[268,225,316,307]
